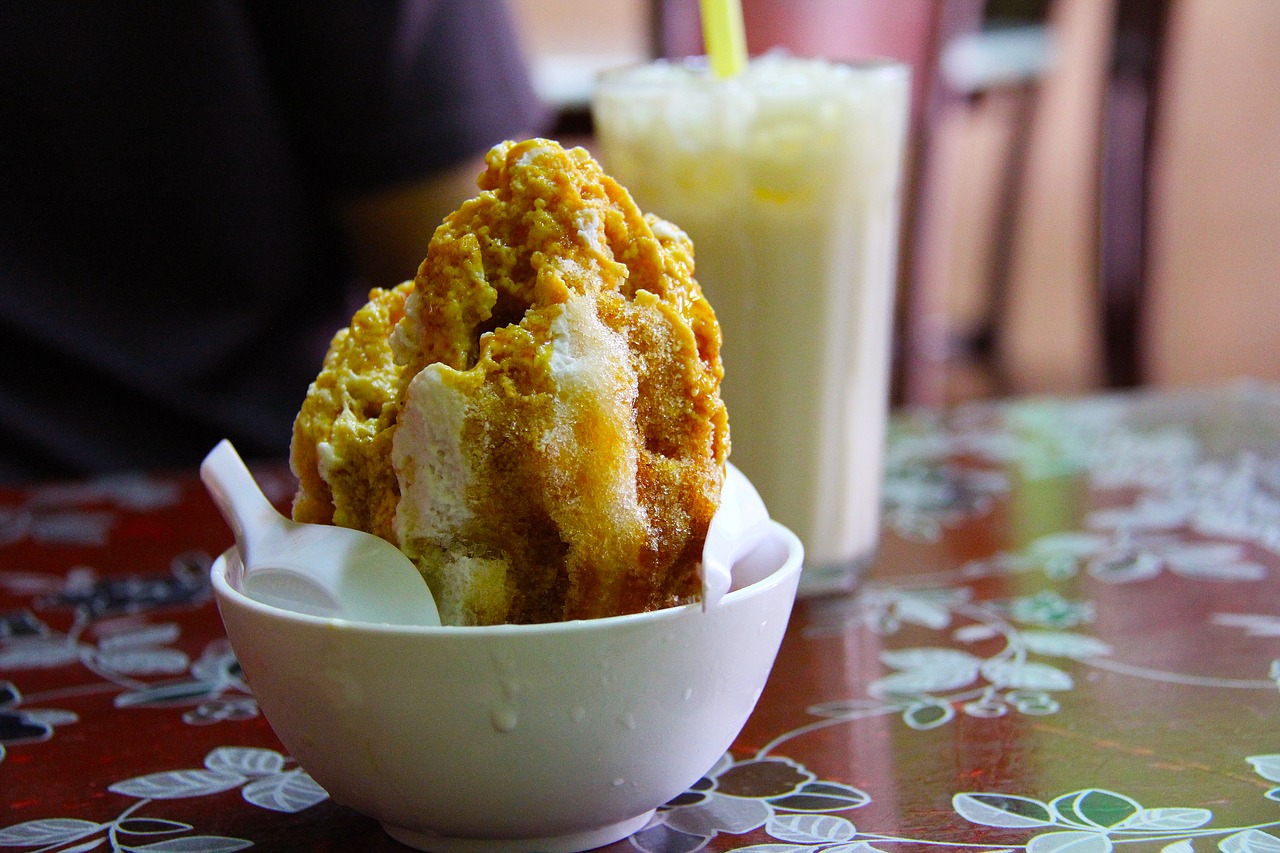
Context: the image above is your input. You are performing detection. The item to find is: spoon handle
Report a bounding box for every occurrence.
[200,439,283,560]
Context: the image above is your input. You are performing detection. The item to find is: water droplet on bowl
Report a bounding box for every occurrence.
[618,712,636,730]
[490,707,519,733]
[612,778,625,787]
[682,687,693,701]
[571,706,586,722]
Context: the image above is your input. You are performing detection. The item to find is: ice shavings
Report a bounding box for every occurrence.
[392,367,475,545]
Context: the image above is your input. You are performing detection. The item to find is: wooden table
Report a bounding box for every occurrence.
[3,383,1279,852]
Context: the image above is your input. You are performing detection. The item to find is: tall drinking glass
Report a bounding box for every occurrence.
[593,55,909,589]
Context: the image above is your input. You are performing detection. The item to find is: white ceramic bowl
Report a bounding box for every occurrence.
[210,520,803,853]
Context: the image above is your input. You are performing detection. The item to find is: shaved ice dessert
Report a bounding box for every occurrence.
[290,138,729,626]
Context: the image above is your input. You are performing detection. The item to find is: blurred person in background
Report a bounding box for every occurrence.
[0,1,548,483]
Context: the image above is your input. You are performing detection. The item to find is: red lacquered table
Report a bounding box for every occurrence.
[3,383,1279,852]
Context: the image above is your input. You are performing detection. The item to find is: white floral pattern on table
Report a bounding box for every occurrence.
[0,475,182,549]
[948,771,1280,853]
[0,747,325,852]
[633,754,872,853]
[0,558,257,751]
[884,384,1280,553]
[630,756,1280,853]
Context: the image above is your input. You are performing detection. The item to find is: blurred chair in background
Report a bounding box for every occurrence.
[1097,0,1170,388]
[900,0,1054,404]
[941,0,1280,398]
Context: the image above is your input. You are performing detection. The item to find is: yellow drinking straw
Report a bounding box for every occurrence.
[700,0,748,78]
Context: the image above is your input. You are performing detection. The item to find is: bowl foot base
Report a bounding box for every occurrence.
[382,810,656,853]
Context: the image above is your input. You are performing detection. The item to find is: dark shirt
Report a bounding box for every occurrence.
[0,1,547,483]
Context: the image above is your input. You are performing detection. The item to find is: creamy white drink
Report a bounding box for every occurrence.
[593,55,909,580]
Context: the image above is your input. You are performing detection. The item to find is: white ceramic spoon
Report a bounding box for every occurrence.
[701,462,771,609]
[200,440,442,626]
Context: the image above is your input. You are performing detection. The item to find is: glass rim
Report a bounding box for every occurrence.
[595,52,910,89]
